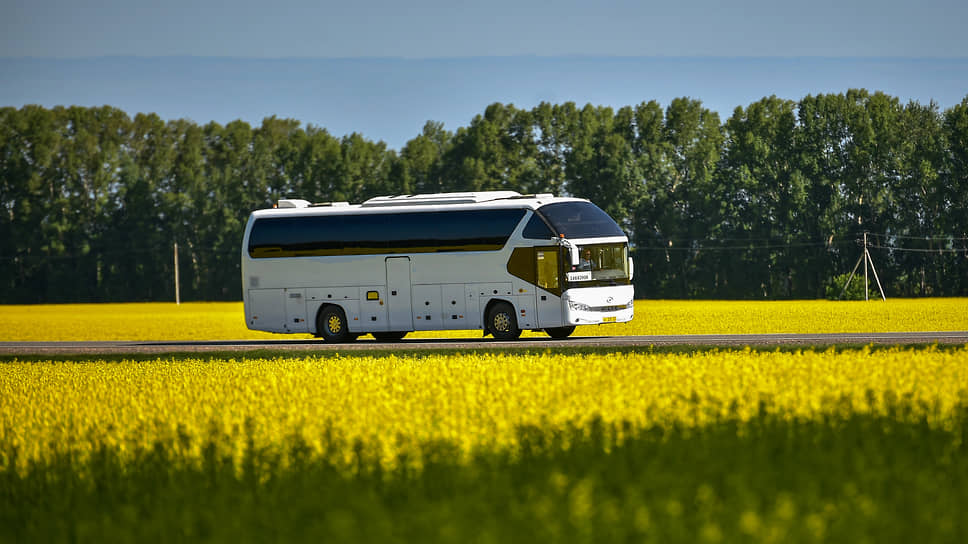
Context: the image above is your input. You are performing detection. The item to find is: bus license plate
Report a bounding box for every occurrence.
[603,316,616,323]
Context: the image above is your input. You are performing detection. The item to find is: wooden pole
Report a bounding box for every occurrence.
[866,247,887,301]
[863,232,869,301]
[174,242,180,305]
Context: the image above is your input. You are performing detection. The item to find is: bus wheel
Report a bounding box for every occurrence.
[487,302,521,340]
[317,305,353,343]
[545,326,576,339]
[373,331,407,342]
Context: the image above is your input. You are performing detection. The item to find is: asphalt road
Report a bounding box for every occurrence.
[1,332,967,355]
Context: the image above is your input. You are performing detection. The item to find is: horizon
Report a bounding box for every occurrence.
[4,55,966,149]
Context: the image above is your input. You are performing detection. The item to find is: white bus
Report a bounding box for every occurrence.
[241,191,634,342]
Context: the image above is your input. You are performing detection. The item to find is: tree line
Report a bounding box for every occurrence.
[1,89,967,303]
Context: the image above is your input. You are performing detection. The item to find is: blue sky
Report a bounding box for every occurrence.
[2,0,967,149]
[4,0,968,58]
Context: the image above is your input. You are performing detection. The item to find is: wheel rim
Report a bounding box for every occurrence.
[327,314,342,334]
[493,312,510,332]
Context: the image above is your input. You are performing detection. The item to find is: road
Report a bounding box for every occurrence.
[1,331,966,355]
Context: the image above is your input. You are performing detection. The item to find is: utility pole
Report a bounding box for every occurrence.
[864,232,869,301]
[174,242,181,305]
[839,232,886,301]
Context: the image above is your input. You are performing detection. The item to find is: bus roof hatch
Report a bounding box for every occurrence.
[277,199,311,208]
[361,191,522,207]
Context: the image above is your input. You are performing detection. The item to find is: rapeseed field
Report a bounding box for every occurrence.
[1,298,966,340]
[2,300,967,542]
[2,348,966,470]
[2,345,968,542]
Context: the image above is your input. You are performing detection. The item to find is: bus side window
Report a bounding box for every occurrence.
[523,213,554,239]
[536,249,558,290]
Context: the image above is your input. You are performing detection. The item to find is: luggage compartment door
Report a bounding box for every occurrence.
[247,288,287,332]
[284,289,308,332]
[386,257,413,331]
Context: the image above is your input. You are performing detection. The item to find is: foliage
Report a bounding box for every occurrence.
[1,93,967,302]
[1,299,967,341]
[825,273,880,300]
[1,346,967,542]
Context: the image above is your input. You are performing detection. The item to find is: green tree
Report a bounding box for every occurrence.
[255,116,304,205]
[397,121,453,195]
[48,106,130,301]
[715,96,801,297]
[2,97,966,303]
[796,90,908,297]
[566,104,641,224]
[795,92,854,297]
[293,125,343,202]
[100,113,175,300]
[338,133,391,202]
[940,96,968,293]
[447,103,537,192]
[531,102,577,196]
[883,101,947,295]
[0,107,65,300]
[637,98,722,297]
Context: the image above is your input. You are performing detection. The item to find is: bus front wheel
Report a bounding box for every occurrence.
[545,326,576,339]
[317,305,353,343]
[487,302,521,340]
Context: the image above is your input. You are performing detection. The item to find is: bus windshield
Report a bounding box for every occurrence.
[568,243,629,284]
[537,202,625,238]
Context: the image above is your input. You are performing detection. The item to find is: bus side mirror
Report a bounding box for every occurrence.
[628,257,634,280]
[556,237,580,267]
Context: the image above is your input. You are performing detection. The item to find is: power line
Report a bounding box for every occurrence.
[865,232,968,254]
[868,244,968,254]
[0,245,239,262]
[880,234,968,241]
[635,240,852,251]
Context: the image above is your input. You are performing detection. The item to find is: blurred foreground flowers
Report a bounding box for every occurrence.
[2,346,965,473]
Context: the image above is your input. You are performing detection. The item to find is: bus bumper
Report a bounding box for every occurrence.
[562,285,635,326]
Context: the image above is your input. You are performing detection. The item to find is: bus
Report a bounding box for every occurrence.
[241,191,634,342]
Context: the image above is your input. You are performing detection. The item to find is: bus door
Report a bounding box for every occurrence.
[386,257,414,331]
[535,247,563,328]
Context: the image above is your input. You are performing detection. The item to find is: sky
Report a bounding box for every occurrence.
[4,0,968,58]
[2,0,967,149]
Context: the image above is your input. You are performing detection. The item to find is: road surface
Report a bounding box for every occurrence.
[1,332,966,355]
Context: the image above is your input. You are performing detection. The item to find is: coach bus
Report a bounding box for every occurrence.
[241,191,633,342]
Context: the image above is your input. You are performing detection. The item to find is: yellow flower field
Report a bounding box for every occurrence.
[0,298,966,341]
[2,346,966,472]
[4,306,968,541]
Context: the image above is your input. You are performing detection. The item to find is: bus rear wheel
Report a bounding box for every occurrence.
[373,331,408,342]
[317,305,354,343]
[487,302,521,340]
[545,326,576,339]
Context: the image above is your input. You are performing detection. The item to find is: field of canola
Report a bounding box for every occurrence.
[3,347,967,469]
[3,344,968,542]
[1,298,967,341]
[1,299,967,542]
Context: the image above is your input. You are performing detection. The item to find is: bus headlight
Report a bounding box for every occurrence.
[568,300,591,312]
